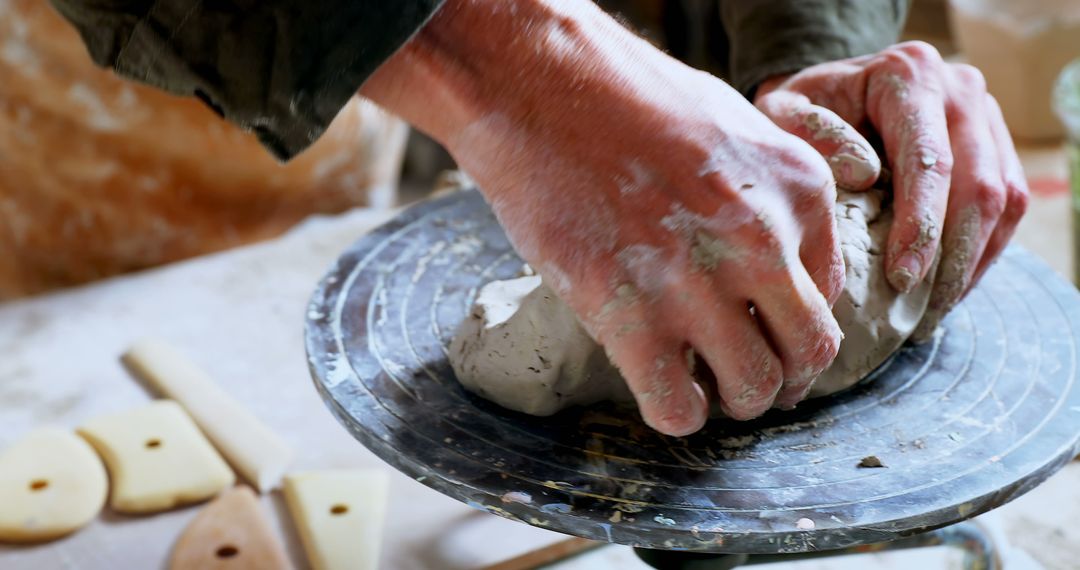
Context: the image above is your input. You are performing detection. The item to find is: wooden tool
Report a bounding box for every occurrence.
[481,537,603,570]
[170,486,291,570]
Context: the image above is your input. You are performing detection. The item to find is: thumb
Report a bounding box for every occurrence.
[756,90,881,191]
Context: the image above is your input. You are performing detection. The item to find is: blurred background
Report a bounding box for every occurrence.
[2,0,1080,301]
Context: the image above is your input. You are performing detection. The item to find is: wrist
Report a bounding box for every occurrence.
[359,0,577,143]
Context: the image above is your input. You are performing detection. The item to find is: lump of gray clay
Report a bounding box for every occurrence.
[449,190,936,416]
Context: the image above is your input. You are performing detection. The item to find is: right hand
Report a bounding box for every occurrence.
[363,0,844,435]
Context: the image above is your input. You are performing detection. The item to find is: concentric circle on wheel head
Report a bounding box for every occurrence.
[305,189,1080,553]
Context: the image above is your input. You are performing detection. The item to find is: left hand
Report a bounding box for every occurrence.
[754,41,1030,333]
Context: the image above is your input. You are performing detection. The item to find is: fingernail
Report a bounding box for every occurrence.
[775,380,815,410]
[653,384,708,436]
[829,143,879,190]
[889,258,922,293]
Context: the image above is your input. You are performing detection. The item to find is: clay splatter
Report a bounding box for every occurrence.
[654,514,677,526]
[858,455,887,468]
[501,491,533,505]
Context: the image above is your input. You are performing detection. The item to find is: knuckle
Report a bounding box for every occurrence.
[1008,183,1031,218]
[951,63,987,92]
[751,227,785,260]
[747,356,783,395]
[972,179,1008,219]
[911,141,954,179]
[895,40,943,65]
[754,90,793,117]
[934,153,956,178]
[786,152,837,199]
[735,204,785,251]
[878,49,918,76]
[724,352,781,419]
[798,322,841,376]
[806,227,845,301]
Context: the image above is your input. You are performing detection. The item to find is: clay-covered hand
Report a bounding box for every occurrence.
[755,42,1030,332]
[362,0,844,434]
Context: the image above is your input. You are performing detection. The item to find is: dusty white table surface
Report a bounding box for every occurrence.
[0,207,569,570]
[0,144,1076,570]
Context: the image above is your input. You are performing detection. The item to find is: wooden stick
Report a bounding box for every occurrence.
[481,537,603,570]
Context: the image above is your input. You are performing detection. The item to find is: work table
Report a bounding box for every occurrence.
[0,208,567,569]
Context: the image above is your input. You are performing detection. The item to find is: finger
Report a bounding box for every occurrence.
[774,60,875,125]
[971,94,1030,286]
[674,288,783,420]
[756,90,881,190]
[602,323,708,436]
[750,259,843,409]
[789,181,847,307]
[736,164,846,307]
[865,42,954,292]
[921,65,1005,325]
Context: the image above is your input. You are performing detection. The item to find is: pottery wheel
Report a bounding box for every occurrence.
[305,189,1080,553]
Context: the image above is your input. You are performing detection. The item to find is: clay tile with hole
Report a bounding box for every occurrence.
[169,486,291,570]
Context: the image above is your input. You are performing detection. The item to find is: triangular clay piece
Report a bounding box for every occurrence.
[169,486,292,570]
[283,470,388,570]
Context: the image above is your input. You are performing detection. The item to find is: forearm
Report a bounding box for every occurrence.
[359,0,682,152]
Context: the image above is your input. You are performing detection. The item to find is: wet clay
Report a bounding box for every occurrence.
[449,190,937,416]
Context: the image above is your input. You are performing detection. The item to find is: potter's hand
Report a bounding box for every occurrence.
[755,42,1030,331]
[361,0,843,434]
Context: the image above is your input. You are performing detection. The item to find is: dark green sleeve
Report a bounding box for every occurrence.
[48,0,445,161]
[719,0,911,97]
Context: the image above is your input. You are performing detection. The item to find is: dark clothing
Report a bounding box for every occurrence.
[49,0,444,160]
[718,0,910,96]
[50,0,908,161]
[600,1,910,97]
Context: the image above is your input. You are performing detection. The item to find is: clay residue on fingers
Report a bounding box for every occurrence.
[660,203,758,273]
[919,152,938,170]
[908,215,939,252]
[913,205,981,339]
[878,73,910,101]
[799,110,879,190]
[616,160,654,196]
[615,244,668,295]
[697,147,731,177]
[829,143,880,190]
[540,263,573,296]
[716,346,780,416]
[584,280,651,341]
[660,203,710,234]
[637,362,707,435]
[889,213,939,290]
[801,111,848,143]
[690,230,744,272]
[593,282,641,323]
